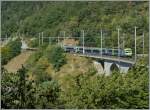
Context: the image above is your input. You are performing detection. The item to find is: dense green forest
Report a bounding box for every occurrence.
[2,1,149,53]
[1,1,149,109]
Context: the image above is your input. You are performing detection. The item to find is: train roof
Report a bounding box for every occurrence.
[63,45,127,51]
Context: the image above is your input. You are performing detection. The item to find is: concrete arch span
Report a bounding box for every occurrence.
[104,60,132,75]
[110,63,120,72]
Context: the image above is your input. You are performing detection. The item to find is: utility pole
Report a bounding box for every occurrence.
[103,31,105,48]
[135,26,137,62]
[39,33,41,46]
[117,28,120,70]
[82,30,85,54]
[49,37,51,45]
[58,36,60,45]
[122,33,125,49]
[142,32,144,55]
[63,31,66,41]
[117,28,120,58]
[100,29,103,56]
[63,31,66,47]
[42,32,43,45]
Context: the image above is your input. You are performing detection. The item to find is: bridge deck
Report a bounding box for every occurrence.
[73,53,135,64]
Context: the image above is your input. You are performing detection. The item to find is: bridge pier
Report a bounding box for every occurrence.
[104,61,113,75]
[119,64,131,73]
[93,61,104,74]
[21,40,28,50]
[103,60,133,75]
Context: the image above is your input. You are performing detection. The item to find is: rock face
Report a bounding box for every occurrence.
[93,61,104,74]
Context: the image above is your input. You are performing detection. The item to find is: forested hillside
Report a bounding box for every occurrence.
[1,1,149,109]
[2,1,149,53]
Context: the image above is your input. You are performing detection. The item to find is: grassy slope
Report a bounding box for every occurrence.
[4,51,34,73]
[46,54,94,90]
[26,49,95,90]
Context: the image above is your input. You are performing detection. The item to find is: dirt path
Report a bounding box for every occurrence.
[4,51,34,73]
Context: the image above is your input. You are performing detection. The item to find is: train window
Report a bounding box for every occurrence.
[79,48,83,50]
[108,50,112,52]
[85,49,91,53]
[102,50,105,52]
[93,50,100,53]
[67,47,74,50]
[114,50,118,53]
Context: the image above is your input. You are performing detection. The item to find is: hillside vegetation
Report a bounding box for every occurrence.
[2,1,149,53]
[1,39,21,65]
[2,44,149,109]
[25,45,94,89]
[1,1,149,109]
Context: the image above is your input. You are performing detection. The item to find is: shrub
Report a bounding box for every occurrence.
[28,38,39,48]
[60,65,149,109]
[48,45,66,71]
[1,66,61,109]
[35,80,61,109]
[1,39,21,65]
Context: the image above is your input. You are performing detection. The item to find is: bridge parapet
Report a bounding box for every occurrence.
[78,53,135,65]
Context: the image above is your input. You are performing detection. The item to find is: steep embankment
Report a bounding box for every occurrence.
[26,51,100,90]
[4,51,34,73]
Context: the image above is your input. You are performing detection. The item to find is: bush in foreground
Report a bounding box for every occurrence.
[60,65,149,109]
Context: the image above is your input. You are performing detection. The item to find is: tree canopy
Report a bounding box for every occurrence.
[1,1,149,53]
